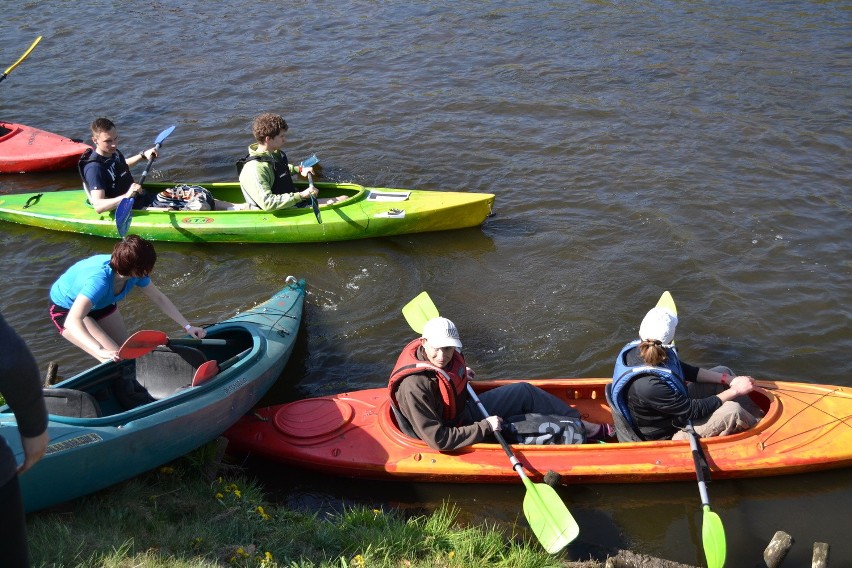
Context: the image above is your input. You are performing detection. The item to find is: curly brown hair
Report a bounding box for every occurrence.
[110,235,157,278]
[251,113,288,142]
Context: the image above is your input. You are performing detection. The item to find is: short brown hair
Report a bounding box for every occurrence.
[91,117,116,136]
[110,234,157,277]
[251,113,288,142]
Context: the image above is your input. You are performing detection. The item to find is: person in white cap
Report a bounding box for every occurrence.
[609,306,760,441]
[388,317,613,451]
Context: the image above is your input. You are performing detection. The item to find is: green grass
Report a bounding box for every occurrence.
[25,451,584,568]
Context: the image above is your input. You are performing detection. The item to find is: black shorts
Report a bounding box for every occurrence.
[49,303,117,333]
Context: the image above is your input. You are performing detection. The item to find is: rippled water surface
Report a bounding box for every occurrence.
[2,1,850,564]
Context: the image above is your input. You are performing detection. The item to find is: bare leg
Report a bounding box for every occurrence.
[60,311,128,362]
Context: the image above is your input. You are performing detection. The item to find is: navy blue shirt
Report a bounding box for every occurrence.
[82,149,133,199]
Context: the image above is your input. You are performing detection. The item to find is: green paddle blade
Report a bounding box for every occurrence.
[521,476,579,553]
[402,291,439,334]
[702,505,726,568]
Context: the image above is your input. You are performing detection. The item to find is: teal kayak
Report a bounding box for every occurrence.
[0,180,495,243]
[0,277,305,512]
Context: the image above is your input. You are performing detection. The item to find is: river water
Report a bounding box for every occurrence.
[2,1,849,565]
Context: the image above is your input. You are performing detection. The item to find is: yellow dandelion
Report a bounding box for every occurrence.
[256,506,271,520]
[215,492,224,499]
[233,489,242,498]
[352,553,365,567]
[448,550,455,559]
[159,466,174,474]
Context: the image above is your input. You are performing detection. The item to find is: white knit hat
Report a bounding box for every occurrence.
[639,307,678,345]
[422,317,462,348]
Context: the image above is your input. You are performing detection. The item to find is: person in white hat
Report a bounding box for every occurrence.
[609,306,761,442]
[388,317,613,451]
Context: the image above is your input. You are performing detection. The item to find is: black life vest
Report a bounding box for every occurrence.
[235,151,295,195]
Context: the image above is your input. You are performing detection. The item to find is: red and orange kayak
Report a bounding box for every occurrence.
[0,121,90,173]
[225,378,852,484]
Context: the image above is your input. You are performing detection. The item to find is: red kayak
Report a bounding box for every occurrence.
[225,378,852,484]
[0,121,90,173]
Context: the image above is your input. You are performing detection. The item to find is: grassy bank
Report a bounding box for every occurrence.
[25,447,602,568]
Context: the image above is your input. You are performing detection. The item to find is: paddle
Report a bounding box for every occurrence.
[401,291,579,553]
[657,291,726,568]
[116,125,176,237]
[307,172,321,224]
[118,329,227,360]
[1,36,42,84]
[192,348,251,386]
[686,423,726,568]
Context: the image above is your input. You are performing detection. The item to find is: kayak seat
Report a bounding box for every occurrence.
[43,388,102,418]
[134,345,207,400]
[604,383,643,443]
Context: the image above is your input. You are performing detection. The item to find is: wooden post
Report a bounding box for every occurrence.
[812,542,830,568]
[764,531,793,568]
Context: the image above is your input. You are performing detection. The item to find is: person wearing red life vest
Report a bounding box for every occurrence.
[389,317,613,451]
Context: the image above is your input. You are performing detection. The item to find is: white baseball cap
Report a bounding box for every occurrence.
[638,307,678,345]
[422,317,462,348]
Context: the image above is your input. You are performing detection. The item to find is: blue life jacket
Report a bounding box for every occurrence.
[610,340,687,432]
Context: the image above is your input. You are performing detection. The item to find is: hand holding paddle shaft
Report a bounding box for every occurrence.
[401,291,579,553]
[1,36,42,84]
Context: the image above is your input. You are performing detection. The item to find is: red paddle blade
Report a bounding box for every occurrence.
[118,330,169,359]
[191,360,220,386]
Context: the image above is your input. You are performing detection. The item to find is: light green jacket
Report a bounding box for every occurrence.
[238,144,302,211]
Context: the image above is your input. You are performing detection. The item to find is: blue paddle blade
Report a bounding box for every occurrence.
[116,197,133,237]
[155,125,176,145]
[300,154,319,168]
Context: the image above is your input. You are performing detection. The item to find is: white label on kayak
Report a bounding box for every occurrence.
[366,191,410,202]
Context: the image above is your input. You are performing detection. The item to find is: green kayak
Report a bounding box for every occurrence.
[0,180,495,243]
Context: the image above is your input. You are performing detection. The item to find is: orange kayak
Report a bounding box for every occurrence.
[0,121,90,173]
[225,378,852,483]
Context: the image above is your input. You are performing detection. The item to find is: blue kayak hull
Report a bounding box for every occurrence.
[0,277,306,512]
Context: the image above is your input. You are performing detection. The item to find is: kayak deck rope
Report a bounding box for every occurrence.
[759,386,852,448]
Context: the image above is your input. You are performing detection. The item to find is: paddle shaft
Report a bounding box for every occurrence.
[1,36,42,83]
[687,423,712,506]
[307,172,321,223]
[466,384,530,479]
[116,125,175,236]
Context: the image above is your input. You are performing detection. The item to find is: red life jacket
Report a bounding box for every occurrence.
[388,339,469,422]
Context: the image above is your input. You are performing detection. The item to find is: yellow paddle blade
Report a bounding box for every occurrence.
[521,477,579,553]
[703,506,727,568]
[656,290,677,316]
[402,291,439,334]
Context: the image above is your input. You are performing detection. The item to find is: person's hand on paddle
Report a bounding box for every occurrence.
[298,186,319,201]
[465,366,477,380]
[127,146,159,166]
[297,164,315,178]
[485,415,502,432]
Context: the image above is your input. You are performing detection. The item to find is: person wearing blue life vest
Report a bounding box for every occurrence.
[610,306,760,441]
[0,312,48,567]
[48,235,206,363]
